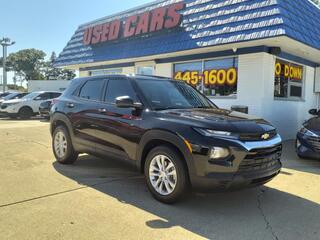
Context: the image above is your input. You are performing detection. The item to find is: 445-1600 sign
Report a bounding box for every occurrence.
[174,68,237,86]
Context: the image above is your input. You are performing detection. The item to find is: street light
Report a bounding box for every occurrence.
[0,38,15,93]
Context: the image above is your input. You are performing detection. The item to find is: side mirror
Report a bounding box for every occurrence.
[309,109,319,116]
[34,96,42,100]
[116,96,142,109]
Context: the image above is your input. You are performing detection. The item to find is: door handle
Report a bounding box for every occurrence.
[98,108,107,113]
[66,103,74,108]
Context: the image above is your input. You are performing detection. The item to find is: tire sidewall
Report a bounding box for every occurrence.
[144,146,188,203]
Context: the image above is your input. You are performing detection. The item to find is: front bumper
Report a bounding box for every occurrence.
[189,134,282,191]
[296,133,320,160]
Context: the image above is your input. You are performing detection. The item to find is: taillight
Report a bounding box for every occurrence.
[51,98,59,105]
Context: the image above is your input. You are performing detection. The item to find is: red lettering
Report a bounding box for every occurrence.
[101,23,110,42]
[150,7,165,32]
[109,20,121,40]
[91,24,103,44]
[135,12,150,35]
[165,2,185,29]
[83,27,93,45]
[83,3,185,45]
[124,15,137,38]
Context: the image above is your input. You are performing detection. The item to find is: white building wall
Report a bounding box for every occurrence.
[155,63,172,77]
[28,80,71,92]
[264,66,318,140]
[213,53,268,117]
[122,67,135,74]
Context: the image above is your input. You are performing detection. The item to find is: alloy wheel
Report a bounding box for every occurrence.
[54,131,68,158]
[149,155,177,196]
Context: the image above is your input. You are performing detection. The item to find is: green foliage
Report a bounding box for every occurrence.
[1,50,76,82]
[44,52,76,80]
[6,49,46,80]
[7,84,27,92]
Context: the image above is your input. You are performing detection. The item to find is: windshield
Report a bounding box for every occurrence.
[3,93,18,100]
[21,92,39,100]
[135,79,216,110]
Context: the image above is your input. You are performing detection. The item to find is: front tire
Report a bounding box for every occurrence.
[52,126,78,164]
[144,146,189,204]
[18,107,33,120]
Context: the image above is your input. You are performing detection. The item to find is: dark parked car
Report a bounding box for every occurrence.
[50,75,282,203]
[39,100,54,118]
[296,109,320,159]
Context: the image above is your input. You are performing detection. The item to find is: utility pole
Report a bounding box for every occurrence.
[0,38,15,92]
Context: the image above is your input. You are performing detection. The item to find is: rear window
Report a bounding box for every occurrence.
[79,80,104,101]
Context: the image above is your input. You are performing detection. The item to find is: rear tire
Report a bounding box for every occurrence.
[52,125,78,164]
[144,146,189,204]
[18,107,33,120]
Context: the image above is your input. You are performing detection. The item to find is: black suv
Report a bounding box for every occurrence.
[50,75,282,203]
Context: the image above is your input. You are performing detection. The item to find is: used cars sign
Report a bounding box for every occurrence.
[83,2,185,46]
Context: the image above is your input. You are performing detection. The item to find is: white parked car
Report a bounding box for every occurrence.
[0,91,62,119]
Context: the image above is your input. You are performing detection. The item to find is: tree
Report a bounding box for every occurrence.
[6,49,46,80]
[44,51,76,80]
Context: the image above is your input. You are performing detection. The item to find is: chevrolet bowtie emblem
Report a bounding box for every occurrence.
[261,133,270,140]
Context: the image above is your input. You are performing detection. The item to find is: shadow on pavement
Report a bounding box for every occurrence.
[282,140,320,175]
[53,155,320,240]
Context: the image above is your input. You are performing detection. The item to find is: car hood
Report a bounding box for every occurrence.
[157,108,275,134]
[305,117,320,135]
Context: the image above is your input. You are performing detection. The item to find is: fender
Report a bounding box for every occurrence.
[136,129,196,177]
[50,112,74,137]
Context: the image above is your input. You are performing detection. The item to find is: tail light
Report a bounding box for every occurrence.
[51,98,59,105]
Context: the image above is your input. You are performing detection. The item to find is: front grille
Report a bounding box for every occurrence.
[240,130,277,141]
[306,136,320,152]
[239,145,282,172]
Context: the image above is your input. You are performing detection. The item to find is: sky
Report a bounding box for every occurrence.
[0,0,152,58]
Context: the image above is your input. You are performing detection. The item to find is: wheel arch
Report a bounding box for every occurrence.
[18,105,33,113]
[137,130,195,177]
[50,113,73,137]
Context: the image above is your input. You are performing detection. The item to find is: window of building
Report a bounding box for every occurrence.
[79,79,104,101]
[105,79,137,103]
[174,57,238,97]
[274,59,304,99]
[90,68,122,76]
[136,66,154,76]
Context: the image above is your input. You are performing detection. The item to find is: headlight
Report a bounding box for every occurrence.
[193,128,239,139]
[300,127,318,137]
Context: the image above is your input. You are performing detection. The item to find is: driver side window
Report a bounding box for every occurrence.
[104,79,137,104]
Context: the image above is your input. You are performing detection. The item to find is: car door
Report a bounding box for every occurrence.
[66,78,107,154]
[94,78,144,161]
[33,92,52,112]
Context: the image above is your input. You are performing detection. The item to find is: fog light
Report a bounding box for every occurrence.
[210,147,230,159]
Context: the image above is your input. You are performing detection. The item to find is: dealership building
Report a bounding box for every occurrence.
[55,0,320,140]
